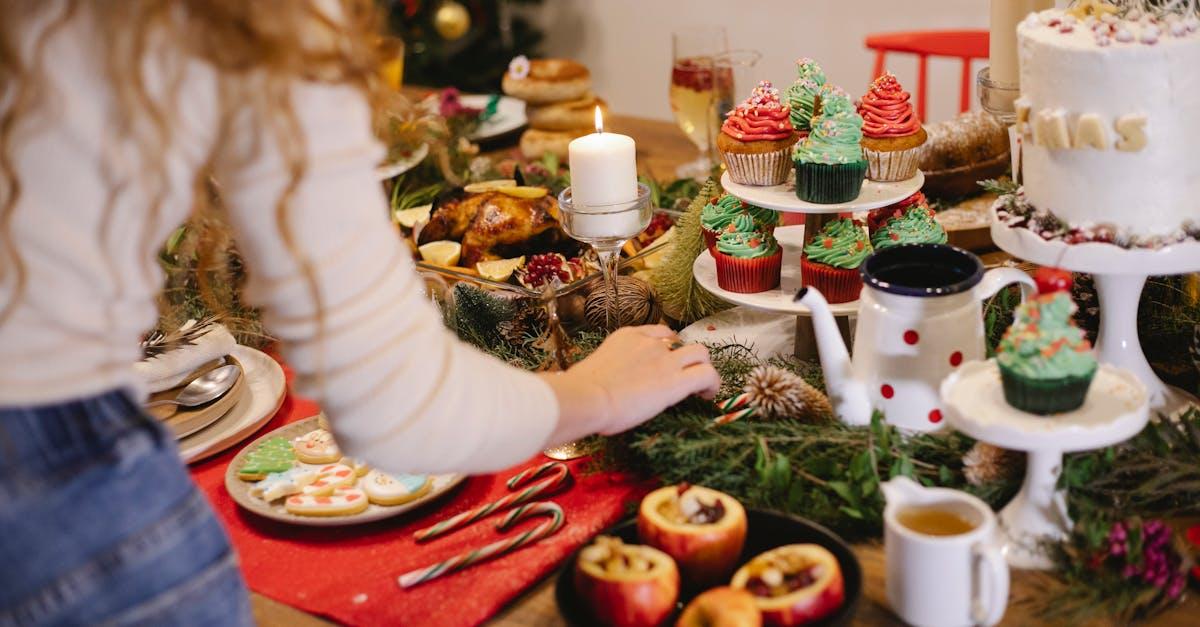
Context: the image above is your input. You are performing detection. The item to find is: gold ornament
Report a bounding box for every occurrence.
[584,276,663,330]
[742,365,832,422]
[434,1,471,41]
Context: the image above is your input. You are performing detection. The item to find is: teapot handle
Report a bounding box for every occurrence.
[974,267,1036,303]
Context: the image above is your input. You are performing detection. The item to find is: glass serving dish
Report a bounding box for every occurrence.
[414,207,683,327]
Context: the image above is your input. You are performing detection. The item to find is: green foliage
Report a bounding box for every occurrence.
[640,175,702,212]
[1062,407,1200,519]
[650,179,733,324]
[596,345,1021,540]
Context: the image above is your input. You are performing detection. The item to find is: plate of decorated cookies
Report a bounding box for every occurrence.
[556,484,862,627]
[224,415,465,527]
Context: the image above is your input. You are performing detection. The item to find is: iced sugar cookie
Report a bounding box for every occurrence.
[285,486,369,517]
[302,463,357,496]
[250,467,319,501]
[292,428,341,464]
[238,437,296,481]
[362,470,433,506]
[344,457,371,477]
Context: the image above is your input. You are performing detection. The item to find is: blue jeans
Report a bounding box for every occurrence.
[0,391,253,626]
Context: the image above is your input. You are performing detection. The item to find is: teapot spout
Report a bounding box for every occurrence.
[795,287,872,426]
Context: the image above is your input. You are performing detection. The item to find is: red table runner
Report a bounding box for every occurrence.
[188,362,652,626]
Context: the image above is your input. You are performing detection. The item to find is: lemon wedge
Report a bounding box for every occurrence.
[476,256,525,282]
[497,186,548,199]
[640,227,676,269]
[464,179,518,193]
[417,240,462,267]
[392,203,432,229]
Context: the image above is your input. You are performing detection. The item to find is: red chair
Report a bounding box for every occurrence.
[864,30,989,122]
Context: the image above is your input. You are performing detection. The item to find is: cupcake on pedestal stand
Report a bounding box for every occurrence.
[697,85,924,358]
[941,273,1149,569]
[989,3,1200,414]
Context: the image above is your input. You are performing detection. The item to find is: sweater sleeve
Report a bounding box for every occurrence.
[214,80,559,475]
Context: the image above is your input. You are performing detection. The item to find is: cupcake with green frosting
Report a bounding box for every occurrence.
[785,58,827,135]
[701,194,779,250]
[996,291,1097,415]
[800,217,871,303]
[791,87,868,203]
[870,205,947,251]
[713,221,782,294]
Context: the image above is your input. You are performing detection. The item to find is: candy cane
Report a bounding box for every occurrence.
[714,392,757,425]
[413,462,570,542]
[398,501,565,588]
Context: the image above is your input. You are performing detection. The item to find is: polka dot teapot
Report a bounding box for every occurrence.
[796,245,1034,432]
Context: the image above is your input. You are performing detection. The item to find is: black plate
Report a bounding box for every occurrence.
[555,509,862,626]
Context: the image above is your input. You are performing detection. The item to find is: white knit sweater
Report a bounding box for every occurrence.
[0,3,558,475]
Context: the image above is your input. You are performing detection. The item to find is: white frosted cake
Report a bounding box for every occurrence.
[1014,5,1200,243]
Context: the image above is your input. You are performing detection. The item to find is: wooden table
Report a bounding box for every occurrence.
[251,113,1200,626]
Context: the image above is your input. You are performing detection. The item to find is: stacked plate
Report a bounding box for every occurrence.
[143,345,286,464]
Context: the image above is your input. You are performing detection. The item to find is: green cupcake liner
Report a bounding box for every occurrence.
[998,362,1097,415]
[793,160,867,204]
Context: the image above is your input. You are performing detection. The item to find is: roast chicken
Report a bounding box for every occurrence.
[417,191,572,266]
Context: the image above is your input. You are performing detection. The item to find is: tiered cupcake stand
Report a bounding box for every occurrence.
[991,219,1200,414]
[692,171,923,357]
[942,360,1149,569]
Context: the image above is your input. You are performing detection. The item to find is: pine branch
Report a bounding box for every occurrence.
[651,179,732,324]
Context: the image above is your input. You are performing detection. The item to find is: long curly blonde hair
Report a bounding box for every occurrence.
[0,0,391,330]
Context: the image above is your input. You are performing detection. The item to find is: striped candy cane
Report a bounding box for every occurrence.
[413,461,570,542]
[398,501,565,588]
[714,392,757,425]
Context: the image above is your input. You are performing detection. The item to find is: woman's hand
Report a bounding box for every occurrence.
[540,325,721,445]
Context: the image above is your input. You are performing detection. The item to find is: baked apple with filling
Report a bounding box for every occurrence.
[676,586,762,627]
[730,544,843,626]
[638,484,748,588]
[574,536,680,627]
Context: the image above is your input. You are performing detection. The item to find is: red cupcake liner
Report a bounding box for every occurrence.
[714,248,782,294]
[801,255,863,303]
[703,228,719,251]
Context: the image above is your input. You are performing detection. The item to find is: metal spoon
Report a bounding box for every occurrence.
[145,364,241,408]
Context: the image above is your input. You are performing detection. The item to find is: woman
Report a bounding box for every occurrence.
[0,1,720,623]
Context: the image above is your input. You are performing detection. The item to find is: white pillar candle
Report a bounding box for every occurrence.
[989,0,1054,86]
[566,107,641,239]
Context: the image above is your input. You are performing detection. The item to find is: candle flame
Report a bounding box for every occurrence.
[594,106,604,133]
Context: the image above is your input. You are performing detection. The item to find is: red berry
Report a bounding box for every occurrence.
[1035,267,1073,294]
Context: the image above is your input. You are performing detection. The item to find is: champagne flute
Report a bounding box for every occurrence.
[669,27,730,179]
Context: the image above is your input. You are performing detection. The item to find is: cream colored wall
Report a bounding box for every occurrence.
[526,0,994,125]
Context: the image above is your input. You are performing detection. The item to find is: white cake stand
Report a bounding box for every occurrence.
[941,360,1149,569]
[708,172,924,357]
[991,218,1200,414]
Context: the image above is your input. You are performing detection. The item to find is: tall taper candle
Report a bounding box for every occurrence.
[989,0,1055,86]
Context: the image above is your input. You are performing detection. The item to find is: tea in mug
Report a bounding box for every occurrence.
[897,506,976,536]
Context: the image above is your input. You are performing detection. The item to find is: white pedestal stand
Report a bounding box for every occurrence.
[941,360,1149,569]
[992,219,1200,415]
[701,171,924,358]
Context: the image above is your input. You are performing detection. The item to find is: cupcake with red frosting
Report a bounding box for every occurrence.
[856,72,927,181]
[716,80,799,186]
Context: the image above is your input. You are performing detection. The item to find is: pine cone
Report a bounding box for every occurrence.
[497,304,548,345]
[963,442,1022,486]
[743,365,832,423]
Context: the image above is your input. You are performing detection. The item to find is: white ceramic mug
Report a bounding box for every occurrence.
[883,477,1009,627]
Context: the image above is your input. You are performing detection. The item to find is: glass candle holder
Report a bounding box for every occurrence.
[977,66,1020,126]
[557,184,653,331]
